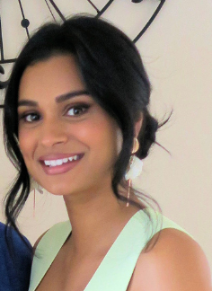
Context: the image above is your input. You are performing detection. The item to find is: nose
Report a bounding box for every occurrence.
[39,119,69,148]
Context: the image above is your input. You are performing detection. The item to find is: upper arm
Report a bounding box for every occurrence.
[130,228,211,291]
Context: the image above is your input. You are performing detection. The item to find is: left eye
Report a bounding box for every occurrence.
[66,105,89,116]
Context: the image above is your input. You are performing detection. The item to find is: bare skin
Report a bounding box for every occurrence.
[18,55,211,291]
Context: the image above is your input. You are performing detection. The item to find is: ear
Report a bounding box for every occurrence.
[134,114,143,138]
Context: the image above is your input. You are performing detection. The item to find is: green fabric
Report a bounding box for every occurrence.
[29,208,191,291]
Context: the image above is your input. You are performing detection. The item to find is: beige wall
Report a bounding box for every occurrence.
[0,0,212,270]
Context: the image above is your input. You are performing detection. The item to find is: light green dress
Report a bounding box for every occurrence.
[29,208,191,291]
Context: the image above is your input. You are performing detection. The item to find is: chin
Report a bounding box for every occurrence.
[49,190,65,196]
[42,184,71,196]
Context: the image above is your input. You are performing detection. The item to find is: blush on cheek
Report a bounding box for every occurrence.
[19,132,36,163]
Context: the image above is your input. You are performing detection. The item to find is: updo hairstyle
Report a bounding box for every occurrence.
[3,15,160,230]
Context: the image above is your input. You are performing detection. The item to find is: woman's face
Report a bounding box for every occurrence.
[18,55,122,196]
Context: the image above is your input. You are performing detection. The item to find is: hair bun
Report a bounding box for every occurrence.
[137,111,158,159]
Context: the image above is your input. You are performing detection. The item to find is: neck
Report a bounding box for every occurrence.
[63,183,138,257]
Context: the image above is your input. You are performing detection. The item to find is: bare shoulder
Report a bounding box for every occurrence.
[129,228,211,291]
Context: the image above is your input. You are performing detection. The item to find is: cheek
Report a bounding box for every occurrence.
[83,118,121,161]
[74,117,109,145]
[19,129,36,161]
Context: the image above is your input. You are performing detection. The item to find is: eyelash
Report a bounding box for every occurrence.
[66,103,90,117]
[19,112,40,123]
[19,103,91,123]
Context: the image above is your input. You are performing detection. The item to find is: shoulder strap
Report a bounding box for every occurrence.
[84,209,191,291]
[29,220,71,291]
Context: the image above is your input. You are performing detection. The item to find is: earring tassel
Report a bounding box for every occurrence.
[126,179,132,207]
[33,189,36,218]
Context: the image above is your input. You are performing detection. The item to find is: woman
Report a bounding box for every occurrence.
[3,16,211,291]
[0,222,32,290]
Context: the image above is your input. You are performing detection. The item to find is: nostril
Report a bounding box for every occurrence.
[39,126,68,147]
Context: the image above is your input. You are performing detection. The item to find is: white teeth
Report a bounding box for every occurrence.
[56,159,63,165]
[44,155,79,167]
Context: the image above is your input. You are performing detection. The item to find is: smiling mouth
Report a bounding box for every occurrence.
[43,154,82,167]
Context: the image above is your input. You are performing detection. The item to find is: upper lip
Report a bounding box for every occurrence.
[38,153,83,161]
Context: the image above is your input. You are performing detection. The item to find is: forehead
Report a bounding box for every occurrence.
[18,55,86,101]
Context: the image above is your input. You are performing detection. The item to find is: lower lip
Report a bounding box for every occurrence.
[40,156,83,175]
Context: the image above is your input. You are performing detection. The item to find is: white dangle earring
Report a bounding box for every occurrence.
[125,137,143,207]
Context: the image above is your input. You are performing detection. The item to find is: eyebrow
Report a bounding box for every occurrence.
[18,90,90,107]
[55,90,89,103]
[18,100,38,107]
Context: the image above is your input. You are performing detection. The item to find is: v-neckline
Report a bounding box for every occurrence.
[32,209,151,291]
[83,209,149,291]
